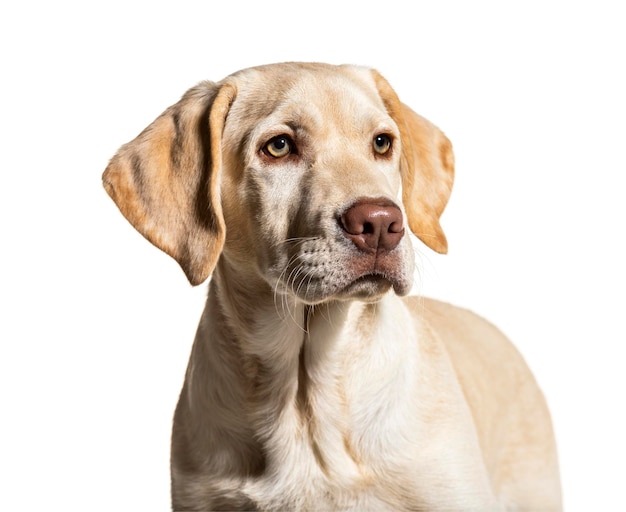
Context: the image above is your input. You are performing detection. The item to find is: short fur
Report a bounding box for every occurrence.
[103,62,561,511]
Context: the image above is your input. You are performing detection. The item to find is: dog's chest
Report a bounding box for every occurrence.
[241,433,421,511]
[240,302,423,509]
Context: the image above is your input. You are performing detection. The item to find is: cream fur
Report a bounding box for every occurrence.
[103,62,561,511]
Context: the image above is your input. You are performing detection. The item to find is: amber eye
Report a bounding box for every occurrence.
[373,134,392,155]
[263,135,293,158]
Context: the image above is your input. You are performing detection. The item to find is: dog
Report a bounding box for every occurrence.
[103,62,561,511]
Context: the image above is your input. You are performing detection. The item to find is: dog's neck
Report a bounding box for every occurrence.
[181,257,417,489]
[205,257,357,430]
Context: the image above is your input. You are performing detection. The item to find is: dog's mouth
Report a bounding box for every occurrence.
[338,248,412,298]
[272,236,413,304]
[349,272,391,290]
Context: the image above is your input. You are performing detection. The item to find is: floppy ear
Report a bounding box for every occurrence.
[102,81,236,285]
[373,71,454,254]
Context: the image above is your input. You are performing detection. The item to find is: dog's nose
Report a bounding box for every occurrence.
[340,199,404,253]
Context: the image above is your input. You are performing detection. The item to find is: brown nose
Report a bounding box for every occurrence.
[340,199,405,253]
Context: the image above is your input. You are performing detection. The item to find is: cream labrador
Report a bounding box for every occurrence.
[103,62,561,511]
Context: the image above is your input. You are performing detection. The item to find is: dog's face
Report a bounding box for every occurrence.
[220,65,412,303]
[103,63,454,304]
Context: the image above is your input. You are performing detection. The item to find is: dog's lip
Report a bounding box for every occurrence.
[352,272,391,285]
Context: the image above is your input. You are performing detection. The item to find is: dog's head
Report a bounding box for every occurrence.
[103,63,454,303]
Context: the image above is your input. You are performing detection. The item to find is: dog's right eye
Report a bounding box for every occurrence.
[263,135,293,158]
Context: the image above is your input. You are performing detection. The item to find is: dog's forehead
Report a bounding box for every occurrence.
[224,63,390,135]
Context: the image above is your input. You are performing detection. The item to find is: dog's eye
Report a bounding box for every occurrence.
[263,135,293,158]
[373,134,392,155]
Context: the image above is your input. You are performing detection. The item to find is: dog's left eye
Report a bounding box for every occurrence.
[263,135,293,158]
[373,134,392,155]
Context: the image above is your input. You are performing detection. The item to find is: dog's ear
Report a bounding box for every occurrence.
[373,72,454,254]
[102,82,236,285]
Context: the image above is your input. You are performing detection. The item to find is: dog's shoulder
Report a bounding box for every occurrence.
[406,296,557,492]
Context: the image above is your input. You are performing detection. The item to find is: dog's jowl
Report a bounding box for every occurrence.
[103,62,561,511]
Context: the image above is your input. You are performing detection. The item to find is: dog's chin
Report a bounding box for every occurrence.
[341,271,414,300]
[338,274,394,302]
[311,274,410,305]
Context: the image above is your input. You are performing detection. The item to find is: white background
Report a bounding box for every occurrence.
[1,1,624,510]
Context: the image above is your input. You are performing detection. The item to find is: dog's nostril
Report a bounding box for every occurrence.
[363,222,375,235]
[389,220,403,234]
